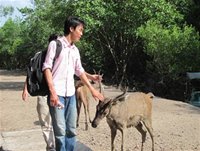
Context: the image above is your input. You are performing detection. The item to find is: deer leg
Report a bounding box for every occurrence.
[86,98,92,123]
[76,89,82,128]
[143,119,154,151]
[110,127,117,151]
[135,122,147,151]
[81,94,89,130]
[119,128,126,151]
[76,100,82,128]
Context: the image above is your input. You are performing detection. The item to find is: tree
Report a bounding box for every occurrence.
[60,0,187,87]
[0,0,199,100]
[0,5,14,17]
[0,19,23,69]
[137,20,200,77]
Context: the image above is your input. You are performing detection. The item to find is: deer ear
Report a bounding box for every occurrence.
[98,98,112,109]
[113,95,126,103]
[118,96,126,102]
[98,69,101,75]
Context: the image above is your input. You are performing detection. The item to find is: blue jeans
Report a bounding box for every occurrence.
[48,95,77,151]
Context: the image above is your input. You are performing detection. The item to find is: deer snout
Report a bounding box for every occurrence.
[91,121,97,128]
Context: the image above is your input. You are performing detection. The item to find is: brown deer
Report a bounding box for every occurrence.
[92,89,154,151]
[75,74,104,130]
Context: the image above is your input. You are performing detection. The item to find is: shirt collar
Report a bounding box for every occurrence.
[62,36,76,49]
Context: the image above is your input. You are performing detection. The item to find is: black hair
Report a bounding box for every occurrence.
[64,16,85,36]
[48,33,58,43]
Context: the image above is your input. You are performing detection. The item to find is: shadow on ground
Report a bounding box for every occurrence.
[0,82,24,91]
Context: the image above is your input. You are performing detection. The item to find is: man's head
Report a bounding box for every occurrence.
[64,16,85,43]
[48,33,58,43]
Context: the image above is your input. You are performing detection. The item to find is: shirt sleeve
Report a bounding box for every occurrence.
[42,41,57,71]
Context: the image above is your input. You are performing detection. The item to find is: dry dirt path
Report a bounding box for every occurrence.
[0,70,200,151]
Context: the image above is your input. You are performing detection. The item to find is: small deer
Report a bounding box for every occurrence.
[92,89,154,151]
[75,74,104,130]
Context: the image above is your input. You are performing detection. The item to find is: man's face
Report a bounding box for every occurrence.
[71,24,84,43]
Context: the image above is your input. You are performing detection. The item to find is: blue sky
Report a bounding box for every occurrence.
[0,0,34,26]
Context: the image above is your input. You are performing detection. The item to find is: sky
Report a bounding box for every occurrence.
[0,0,34,26]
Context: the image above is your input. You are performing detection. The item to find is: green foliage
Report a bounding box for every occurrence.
[0,19,24,69]
[0,0,200,100]
[64,0,187,85]
[137,20,200,78]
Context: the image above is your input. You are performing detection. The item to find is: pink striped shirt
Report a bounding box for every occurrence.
[42,36,85,97]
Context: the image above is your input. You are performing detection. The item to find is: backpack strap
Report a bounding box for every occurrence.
[53,39,62,64]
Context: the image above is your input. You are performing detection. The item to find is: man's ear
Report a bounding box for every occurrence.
[70,27,75,32]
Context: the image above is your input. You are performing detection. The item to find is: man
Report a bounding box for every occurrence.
[42,16,104,151]
[22,85,55,151]
[22,34,58,151]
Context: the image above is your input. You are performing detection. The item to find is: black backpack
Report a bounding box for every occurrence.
[26,40,62,96]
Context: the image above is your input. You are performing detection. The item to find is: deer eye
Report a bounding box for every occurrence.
[103,112,107,116]
[99,109,105,114]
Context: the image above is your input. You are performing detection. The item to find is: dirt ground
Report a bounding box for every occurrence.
[0,70,200,151]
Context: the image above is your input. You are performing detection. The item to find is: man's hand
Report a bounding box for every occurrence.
[90,87,104,101]
[50,94,58,106]
[50,91,64,109]
[22,80,29,101]
[22,89,29,101]
[85,72,103,82]
[80,72,104,101]
[90,74,103,82]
